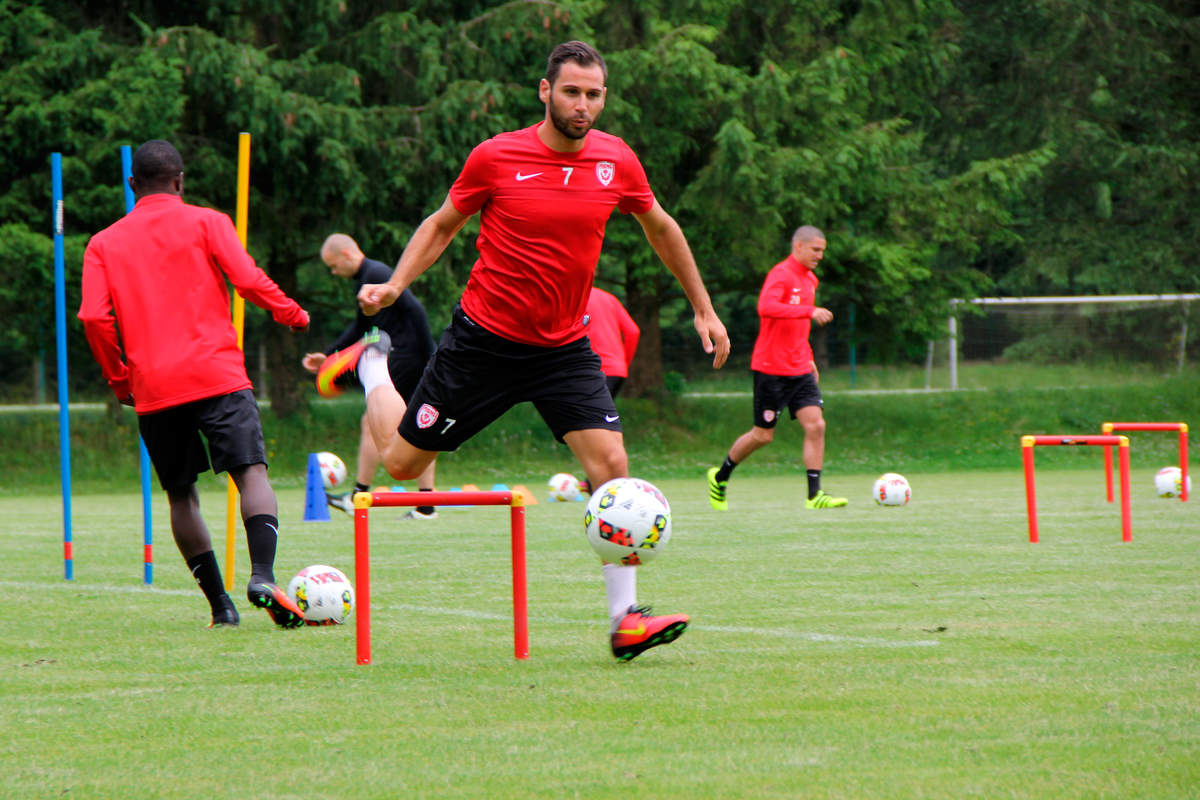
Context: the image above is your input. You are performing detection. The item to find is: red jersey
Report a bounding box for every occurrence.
[449,123,655,346]
[585,287,640,378]
[750,254,820,376]
[78,193,308,413]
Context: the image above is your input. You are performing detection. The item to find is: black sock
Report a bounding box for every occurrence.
[807,470,821,499]
[244,513,278,585]
[715,456,738,483]
[353,482,369,494]
[417,486,435,515]
[186,551,227,609]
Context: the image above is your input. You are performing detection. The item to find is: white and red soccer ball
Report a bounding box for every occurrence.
[583,477,672,566]
[287,564,355,626]
[873,472,911,506]
[315,451,347,490]
[547,472,580,502]
[1154,466,1191,498]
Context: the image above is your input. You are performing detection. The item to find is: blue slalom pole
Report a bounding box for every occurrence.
[121,145,154,585]
[52,153,73,580]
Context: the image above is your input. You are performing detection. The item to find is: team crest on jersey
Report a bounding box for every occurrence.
[595,161,615,186]
[416,403,439,429]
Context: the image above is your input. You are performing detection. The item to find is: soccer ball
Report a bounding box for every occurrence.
[873,472,911,506]
[286,564,355,626]
[1154,466,1191,498]
[316,451,347,490]
[583,477,671,566]
[547,472,580,502]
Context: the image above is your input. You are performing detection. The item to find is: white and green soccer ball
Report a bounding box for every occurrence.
[583,477,672,566]
[287,564,355,626]
[873,472,911,506]
[1153,466,1191,498]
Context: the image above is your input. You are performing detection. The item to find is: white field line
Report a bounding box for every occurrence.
[20,581,942,648]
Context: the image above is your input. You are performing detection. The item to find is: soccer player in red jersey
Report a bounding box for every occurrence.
[79,139,310,629]
[584,286,641,399]
[706,226,849,511]
[323,41,730,660]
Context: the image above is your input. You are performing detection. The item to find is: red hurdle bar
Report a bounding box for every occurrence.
[1101,422,1189,502]
[1022,435,1131,543]
[353,490,528,665]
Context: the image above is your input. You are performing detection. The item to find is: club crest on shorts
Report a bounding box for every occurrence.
[416,403,439,429]
[595,161,614,187]
[762,409,776,423]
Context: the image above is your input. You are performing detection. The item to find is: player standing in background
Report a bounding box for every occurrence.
[78,139,309,629]
[320,41,730,660]
[304,233,440,519]
[584,285,640,399]
[706,226,848,511]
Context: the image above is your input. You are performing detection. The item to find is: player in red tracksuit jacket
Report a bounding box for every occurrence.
[584,286,640,399]
[318,41,730,661]
[79,139,310,630]
[706,226,848,511]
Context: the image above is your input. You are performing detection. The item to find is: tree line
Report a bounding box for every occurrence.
[1,0,1196,414]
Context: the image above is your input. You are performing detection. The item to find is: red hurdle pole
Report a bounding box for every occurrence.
[1022,435,1131,542]
[1102,422,1189,502]
[353,490,529,665]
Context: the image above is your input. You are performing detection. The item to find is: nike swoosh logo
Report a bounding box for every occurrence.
[515,172,542,181]
[605,414,619,422]
[615,624,646,637]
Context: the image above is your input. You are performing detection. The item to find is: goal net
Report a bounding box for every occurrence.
[949,294,1199,389]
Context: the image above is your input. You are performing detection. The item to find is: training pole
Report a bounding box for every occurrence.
[1101,422,1189,502]
[1022,435,1131,543]
[52,153,72,580]
[121,145,155,584]
[353,490,528,665]
[223,132,251,592]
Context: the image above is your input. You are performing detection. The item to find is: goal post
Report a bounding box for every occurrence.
[948,294,1200,390]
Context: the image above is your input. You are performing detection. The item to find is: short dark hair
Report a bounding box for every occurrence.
[131,140,184,186]
[545,40,607,86]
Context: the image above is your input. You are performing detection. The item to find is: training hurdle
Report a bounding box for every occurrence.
[1022,435,1131,543]
[353,490,528,665]
[1101,422,1189,502]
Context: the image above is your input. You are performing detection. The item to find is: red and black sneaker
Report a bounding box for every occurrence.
[247,581,305,629]
[610,604,689,661]
[206,594,240,629]
[315,328,391,397]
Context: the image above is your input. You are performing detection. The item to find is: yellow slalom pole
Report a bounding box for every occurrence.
[224,132,251,591]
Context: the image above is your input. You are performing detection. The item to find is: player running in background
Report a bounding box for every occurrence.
[707,226,848,511]
[319,41,730,660]
[304,233,440,519]
[584,285,640,399]
[78,139,309,629]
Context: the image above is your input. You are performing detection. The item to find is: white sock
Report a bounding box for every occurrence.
[358,349,391,396]
[603,563,637,628]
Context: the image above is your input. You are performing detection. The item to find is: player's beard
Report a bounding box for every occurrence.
[549,102,593,140]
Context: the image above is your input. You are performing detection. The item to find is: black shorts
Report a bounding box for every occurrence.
[752,371,822,429]
[398,306,621,451]
[137,389,268,491]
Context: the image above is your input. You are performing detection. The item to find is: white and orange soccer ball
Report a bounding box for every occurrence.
[872,472,911,506]
[1154,466,1191,498]
[315,451,347,490]
[287,564,355,626]
[583,477,672,566]
[547,472,580,502]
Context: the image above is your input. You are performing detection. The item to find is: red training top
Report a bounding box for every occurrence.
[449,123,655,347]
[78,193,309,413]
[750,254,820,376]
[585,287,640,378]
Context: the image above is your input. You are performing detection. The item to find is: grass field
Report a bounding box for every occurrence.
[4,468,1197,799]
